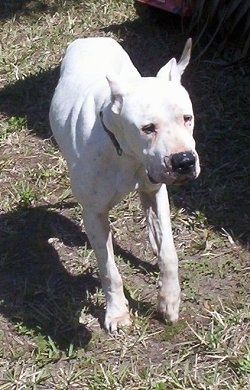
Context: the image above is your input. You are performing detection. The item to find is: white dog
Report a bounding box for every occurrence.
[50,37,200,332]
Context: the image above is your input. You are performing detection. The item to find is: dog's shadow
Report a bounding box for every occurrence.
[0,205,100,349]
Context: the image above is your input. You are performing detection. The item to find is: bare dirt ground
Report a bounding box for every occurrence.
[0,1,249,388]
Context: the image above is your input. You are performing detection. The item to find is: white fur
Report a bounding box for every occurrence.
[50,37,200,332]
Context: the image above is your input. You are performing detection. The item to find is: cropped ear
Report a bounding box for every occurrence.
[177,37,192,76]
[157,38,192,83]
[106,75,127,114]
[157,57,181,82]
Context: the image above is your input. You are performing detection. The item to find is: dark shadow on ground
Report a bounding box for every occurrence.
[0,204,102,350]
[0,66,60,138]
[115,244,157,276]
[0,0,31,18]
[0,0,86,20]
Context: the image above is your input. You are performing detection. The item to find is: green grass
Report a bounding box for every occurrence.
[0,0,249,388]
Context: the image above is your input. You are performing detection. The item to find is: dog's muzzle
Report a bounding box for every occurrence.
[147,151,198,185]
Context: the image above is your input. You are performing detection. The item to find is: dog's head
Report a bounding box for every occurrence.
[106,39,200,185]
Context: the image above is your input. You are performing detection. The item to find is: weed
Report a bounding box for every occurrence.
[10,181,38,208]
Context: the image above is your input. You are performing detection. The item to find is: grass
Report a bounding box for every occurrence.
[0,0,249,389]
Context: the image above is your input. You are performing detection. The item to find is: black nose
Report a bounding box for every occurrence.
[170,152,195,174]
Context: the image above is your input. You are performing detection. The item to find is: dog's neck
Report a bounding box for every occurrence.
[99,110,123,156]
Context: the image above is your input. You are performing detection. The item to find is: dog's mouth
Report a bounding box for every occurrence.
[147,169,197,186]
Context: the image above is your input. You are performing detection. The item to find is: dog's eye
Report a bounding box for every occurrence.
[142,123,156,134]
[183,115,192,124]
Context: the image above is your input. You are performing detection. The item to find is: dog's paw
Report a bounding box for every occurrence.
[104,311,131,333]
[157,286,181,323]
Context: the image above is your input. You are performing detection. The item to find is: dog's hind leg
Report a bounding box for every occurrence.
[139,185,181,323]
[83,209,131,333]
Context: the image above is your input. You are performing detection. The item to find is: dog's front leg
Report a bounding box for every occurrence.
[140,185,180,323]
[83,210,131,332]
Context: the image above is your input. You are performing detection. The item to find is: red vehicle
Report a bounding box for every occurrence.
[136,0,194,17]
